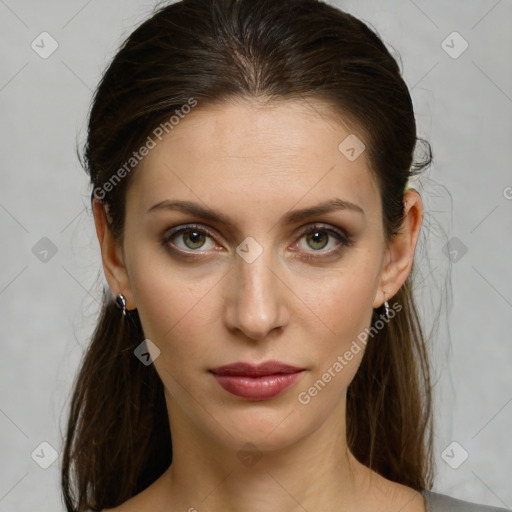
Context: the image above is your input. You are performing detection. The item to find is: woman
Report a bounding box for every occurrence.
[61,1,510,511]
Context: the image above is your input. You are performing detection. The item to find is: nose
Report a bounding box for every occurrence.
[224,245,289,341]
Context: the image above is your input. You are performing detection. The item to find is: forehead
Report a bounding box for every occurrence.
[126,98,380,222]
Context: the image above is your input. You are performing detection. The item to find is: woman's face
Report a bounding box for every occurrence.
[103,98,414,453]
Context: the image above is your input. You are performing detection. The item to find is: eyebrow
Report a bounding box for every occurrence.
[146,198,364,228]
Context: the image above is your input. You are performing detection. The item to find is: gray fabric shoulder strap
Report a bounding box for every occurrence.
[422,490,511,512]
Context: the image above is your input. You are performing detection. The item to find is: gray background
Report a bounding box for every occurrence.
[1,0,511,510]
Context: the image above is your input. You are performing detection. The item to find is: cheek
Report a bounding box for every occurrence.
[292,257,379,396]
[294,262,379,341]
[128,251,221,363]
[128,232,381,363]
[294,274,375,408]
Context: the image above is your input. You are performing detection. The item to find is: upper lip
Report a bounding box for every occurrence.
[209,360,305,377]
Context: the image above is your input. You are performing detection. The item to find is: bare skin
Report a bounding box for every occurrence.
[95,98,426,512]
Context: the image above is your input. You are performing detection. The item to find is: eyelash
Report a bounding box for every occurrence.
[162,224,354,261]
[161,223,355,261]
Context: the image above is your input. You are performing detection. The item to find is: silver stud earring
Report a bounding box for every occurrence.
[115,293,127,316]
[384,300,390,319]
[115,292,140,332]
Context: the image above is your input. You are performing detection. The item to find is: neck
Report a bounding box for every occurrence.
[155,390,378,512]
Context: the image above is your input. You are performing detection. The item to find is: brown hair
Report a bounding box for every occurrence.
[62,0,434,510]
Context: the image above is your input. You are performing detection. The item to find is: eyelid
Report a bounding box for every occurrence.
[290,224,355,261]
[162,223,218,253]
[162,222,354,257]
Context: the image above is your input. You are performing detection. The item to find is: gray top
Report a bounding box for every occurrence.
[422,490,511,512]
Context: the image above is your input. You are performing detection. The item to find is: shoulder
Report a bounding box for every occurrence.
[422,490,511,512]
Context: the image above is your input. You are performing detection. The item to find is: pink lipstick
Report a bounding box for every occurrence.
[209,361,305,400]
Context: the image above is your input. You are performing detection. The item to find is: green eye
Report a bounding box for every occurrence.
[162,223,354,260]
[294,225,354,261]
[163,225,216,252]
[181,229,208,250]
[305,230,329,250]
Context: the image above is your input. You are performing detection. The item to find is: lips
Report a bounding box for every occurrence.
[209,360,305,400]
[209,360,304,377]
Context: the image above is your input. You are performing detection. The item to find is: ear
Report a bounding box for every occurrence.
[92,197,136,310]
[372,188,423,308]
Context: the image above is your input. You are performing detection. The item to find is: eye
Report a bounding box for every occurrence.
[162,224,217,253]
[292,224,355,261]
[161,223,354,259]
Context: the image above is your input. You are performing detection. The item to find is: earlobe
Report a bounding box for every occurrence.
[92,198,136,309]
[373,189,423,308]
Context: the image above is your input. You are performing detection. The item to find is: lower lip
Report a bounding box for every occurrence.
[211,371,304,400]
